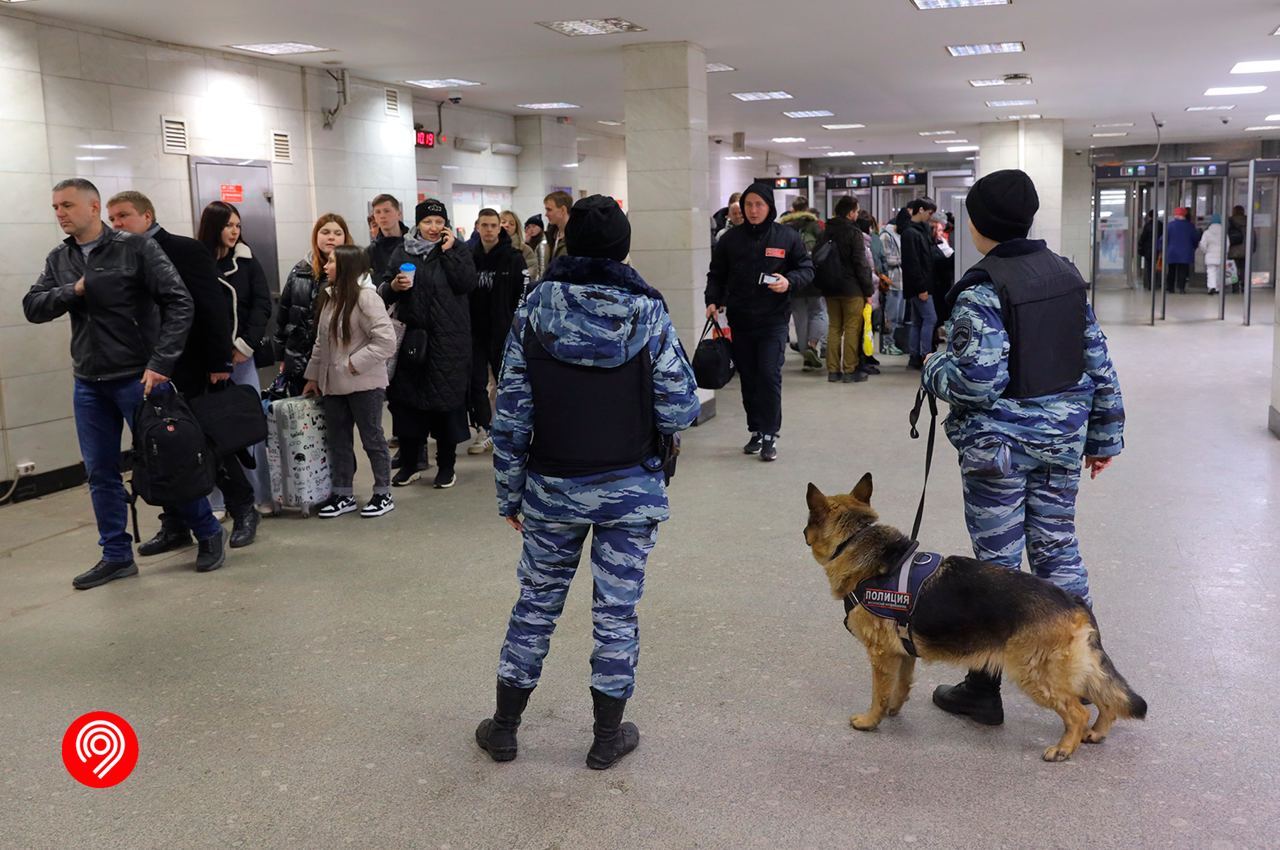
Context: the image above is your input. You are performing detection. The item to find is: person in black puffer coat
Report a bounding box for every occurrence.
[275,213,353,395]
[467,208,528,453]
[381,198,478,489]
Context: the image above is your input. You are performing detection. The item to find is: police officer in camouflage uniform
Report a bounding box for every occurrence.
[476,195,701,769]
[921,169,1125,726]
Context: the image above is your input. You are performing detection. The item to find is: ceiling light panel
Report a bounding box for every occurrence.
[862,160,886,165]
[918,130,956,136]
[771,137,806,143]
[934,138,969,144]
[724,155,753,160]
[536,18,646,37]
[1231,59,1280,74]
[1091,132,1128,138]
[912,0,1010,8]
[969,77,1032,87]
[822,123,866,130]
[1185,105,1235,111]
[1001,114,1041,120]
[1205,85,1266,96]
[784,110,836,118]
[948,41,1024,56]
[732,91,793,101]
[404,79,482,89]
[516,102,580,110]
[826,151,858,156]
[1094,122,1134,127]
[706,63,736,73]
[228,42,331,55]
[809,145,833,150]
[986,98,1037,107]
[948,145,980,152]
[1244,126,1280,131]
[597,120,623,126]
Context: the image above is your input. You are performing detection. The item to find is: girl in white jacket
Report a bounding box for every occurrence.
[1200,214,1225,295]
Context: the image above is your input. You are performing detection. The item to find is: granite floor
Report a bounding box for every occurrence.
[1,293,1277,849]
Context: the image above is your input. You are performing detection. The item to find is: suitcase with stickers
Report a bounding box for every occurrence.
[265,396,331,517]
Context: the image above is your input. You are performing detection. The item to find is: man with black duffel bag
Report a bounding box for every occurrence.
[692,315,734,389]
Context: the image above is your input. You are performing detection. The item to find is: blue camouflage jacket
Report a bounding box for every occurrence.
[921,243,1125,468]
[493,256,701,524]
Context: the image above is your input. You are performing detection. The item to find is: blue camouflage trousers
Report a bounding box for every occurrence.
[960,458,1092,607]
[497,518,658,699]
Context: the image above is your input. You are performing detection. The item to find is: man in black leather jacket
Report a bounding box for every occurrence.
[24,179,224,590]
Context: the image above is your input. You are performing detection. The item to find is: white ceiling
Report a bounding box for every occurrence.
[21,0,1280,165]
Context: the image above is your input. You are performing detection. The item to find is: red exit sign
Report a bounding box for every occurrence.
[415,130,436,148]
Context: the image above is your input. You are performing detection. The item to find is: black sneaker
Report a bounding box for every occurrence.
[845,370,868,383]
[859,363,881,375]
[433,470,457,489]
[827,372,842,383]
[391,467,422,487]
[137,526,192,557]
[72,559,138,590]
[743,433,764,455]
[361,493,395,517]
[318,495,358,518]
[759,435,778,462]
[932,670,1004,725]
[195,529,227,573]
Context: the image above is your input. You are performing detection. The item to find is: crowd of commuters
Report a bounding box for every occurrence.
[1139,204,1251,295]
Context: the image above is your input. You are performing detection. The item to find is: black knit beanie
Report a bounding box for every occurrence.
[415,198,449,226]
[965,169,1039,242]
[565,195,631,262]
[524,215,543,232]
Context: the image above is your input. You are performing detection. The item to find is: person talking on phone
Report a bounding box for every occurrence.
[704,181,814,462]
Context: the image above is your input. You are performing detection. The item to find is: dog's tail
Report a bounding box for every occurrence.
[1078,602,1148,720]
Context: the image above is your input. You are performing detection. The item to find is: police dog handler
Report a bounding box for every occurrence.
[477,196,701,769]
[920,169,1126,727]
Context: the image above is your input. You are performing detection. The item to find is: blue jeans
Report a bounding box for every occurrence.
[73,377,221,562]
[884,289,905,330]
[907,295,937,358]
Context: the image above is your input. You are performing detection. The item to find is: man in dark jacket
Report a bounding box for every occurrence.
[900,196,939,368]
[467,208,529,455]
[108,191,259,554]
[367,194,410,281]
[821,196,874,382]
[24,179,224,590]
[705,181,815,462]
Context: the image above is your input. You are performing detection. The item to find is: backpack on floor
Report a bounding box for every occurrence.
[130,389,217,539]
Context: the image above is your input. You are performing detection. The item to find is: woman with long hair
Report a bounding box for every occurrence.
[500,210,539,285]
[275,213,353,396]
[195,200,274,533]
[302,245,397,518]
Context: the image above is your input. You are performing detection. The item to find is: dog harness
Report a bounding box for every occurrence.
[842,541,944,657]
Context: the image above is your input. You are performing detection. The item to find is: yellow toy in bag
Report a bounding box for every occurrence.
[861,302,874,356]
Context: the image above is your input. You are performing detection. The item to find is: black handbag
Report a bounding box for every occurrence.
[692,315,734,390]
[189,382,269,458]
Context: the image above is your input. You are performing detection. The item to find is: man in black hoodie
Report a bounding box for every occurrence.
[367,193,411,281]
[468,208,529,454]
[705,182,815,462]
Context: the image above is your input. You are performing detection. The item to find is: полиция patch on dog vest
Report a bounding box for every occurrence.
[844,542,943,657]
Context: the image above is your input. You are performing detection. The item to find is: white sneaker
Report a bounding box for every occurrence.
[467,430,492,455]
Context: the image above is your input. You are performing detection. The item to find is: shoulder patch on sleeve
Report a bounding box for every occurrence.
[949,317,976,356]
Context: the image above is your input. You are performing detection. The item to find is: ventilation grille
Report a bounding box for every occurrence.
[384,88,400,117]
[161,115,188,155]
[271,131,293,163]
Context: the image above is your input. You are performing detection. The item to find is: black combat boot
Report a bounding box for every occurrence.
[932,669,1003,725]
[475,680,535,762]
[228,505,259,549]
[585,688,640,770]
[137,519,192,557]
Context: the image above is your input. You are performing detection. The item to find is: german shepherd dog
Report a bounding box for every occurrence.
[804,474,1146,762]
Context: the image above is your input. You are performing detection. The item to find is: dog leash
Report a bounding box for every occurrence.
[907,387,938,543]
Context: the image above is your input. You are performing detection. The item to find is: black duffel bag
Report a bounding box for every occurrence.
[692,315,734,389]
[189,382,269,458]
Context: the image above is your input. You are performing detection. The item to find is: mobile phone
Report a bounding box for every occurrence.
[759,273,782,286]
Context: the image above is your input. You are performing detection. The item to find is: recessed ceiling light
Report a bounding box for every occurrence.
[912,0,1010,9]
[935,138,969,144]
[1231,59,1280,74]
[918,130,956,136]
[809,145,834,150]
[706,63,736,73]
[227,42,332,55]
[969,77,1032,87]
[1001,114,1042,120]
[0,1,41,4]
[1185,105,1235,111]
[732,91,793,101]
[1244,125,1280,132]
[965,155,978,161]
[74,156,106,161]
[947,41,1024,56]
[1092,132,1128,138]
[1205,85,1266,96]
[724,155,753,161]
[948,145,980,152]
[563,162,580,168]
[404,79,483,89]
[862,160,886,165]
[826,151,858,157]
[772,137,806,143]
[516,102,580,110]
[784,110,836,118]
[1186,156,1213,161]
[597,120,624,126]
[822,123,866,130]
[986,98,1037,107]
[1266,114,1280,121]
[1094,122,1134,128]
[536,18,646,37]
[440,165,460,170]
[78,144,127,150]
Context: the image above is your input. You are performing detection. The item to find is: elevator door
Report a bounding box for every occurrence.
[189,158,280,294]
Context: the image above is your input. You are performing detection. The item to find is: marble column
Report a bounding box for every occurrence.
[513,115,578,223]
[978,119,1065,252]
[623,41,714,420]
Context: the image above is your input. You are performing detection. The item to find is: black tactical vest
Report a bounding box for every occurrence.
[524,323,655,477]
[968,249,1088,399]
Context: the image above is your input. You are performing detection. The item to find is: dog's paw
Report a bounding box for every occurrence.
[850,713,881,731]
[1083,730,1107,744]
[1042,745,1073,762]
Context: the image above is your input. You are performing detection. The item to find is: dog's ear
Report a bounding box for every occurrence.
[850,473,873,504]
[806,482,828,516]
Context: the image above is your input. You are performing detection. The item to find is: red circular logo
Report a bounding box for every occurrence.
[61,711,139,788]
